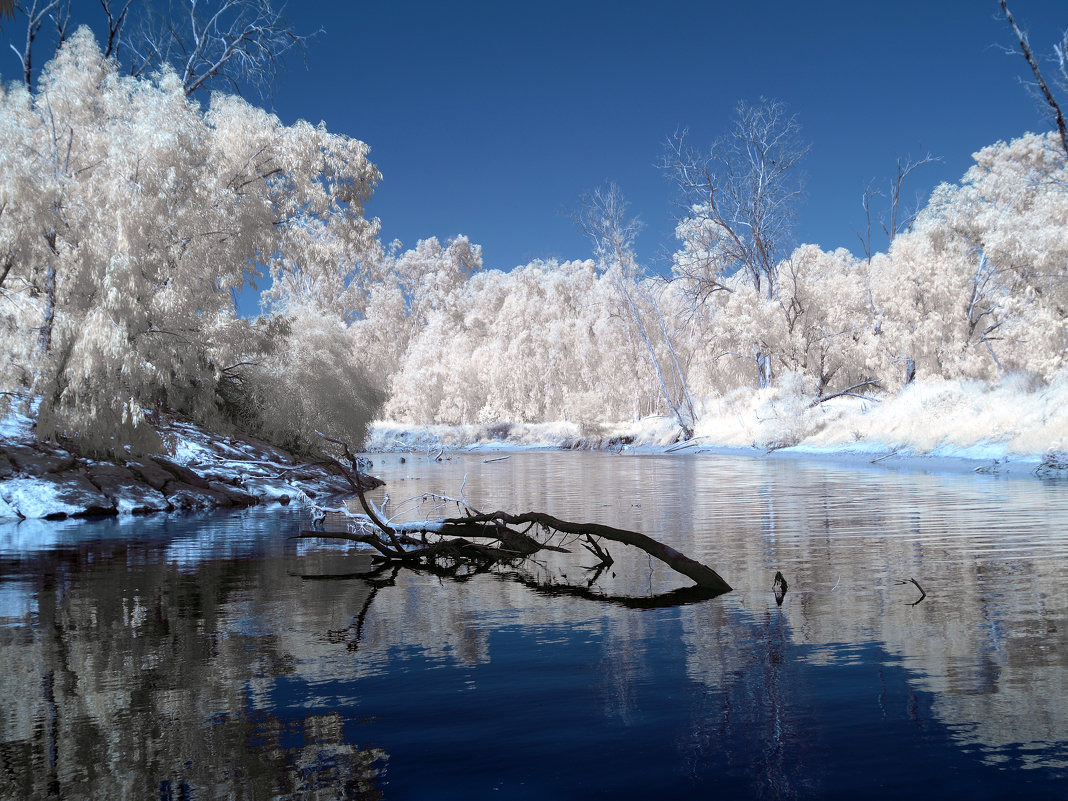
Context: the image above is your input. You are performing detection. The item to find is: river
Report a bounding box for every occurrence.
[1,450,1067,799]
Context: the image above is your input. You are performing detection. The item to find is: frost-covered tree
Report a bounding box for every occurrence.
[768,245,877,396]
[227,302,384,456]
[346,235,482,391]
[385,258,676,428]
[0,29,382,454]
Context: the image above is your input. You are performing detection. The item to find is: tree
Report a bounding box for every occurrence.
[856,153,939,384]
[4,0,313,99]
[303,435,734,597]
[0,30,381,454]
[881,132,1068,383]
[227,302,386,457]
[571,181,697,438]
[126,0,314,98]
[999,0,1068,160]
[665,98,809,388]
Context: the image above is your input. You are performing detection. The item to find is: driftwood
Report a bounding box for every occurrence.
[301,435,733,597]
[810,378,883,407]
[895,577,927,606]
[773,570,788,606]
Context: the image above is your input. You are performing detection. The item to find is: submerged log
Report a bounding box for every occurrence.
[303,435,734,597]
[439,511,731,594]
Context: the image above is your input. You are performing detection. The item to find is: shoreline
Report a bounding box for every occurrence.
[368,421,1066,483]
[367,377,1068,481]
[0,410,352,522]
[6,382,1067,522]
[413,437,1057,480]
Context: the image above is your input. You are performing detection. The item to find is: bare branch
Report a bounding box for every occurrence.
[886,153,940,240]
[1000,0,1068,159]
[126,0,316,99]
[663,100,809,406]
[11,0,59,88]
[565,180,643,274]
[810,379,883,407]
[99,0,135,59]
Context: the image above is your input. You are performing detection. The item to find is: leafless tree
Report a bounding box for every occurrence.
[570,181,643,275]
[99,0,135,59]
[856,152,939,266]
[999,0,1068,160]
[6,0,313,99]
[664,98,809,305]
[665,99,808,388]
[126,0,314,98]
[8,0,67,88]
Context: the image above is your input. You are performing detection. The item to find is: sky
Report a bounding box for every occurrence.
[264,0,1067,275]
[4,1,1068,313]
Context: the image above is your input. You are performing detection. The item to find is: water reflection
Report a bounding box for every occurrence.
[1,453,1067,798]
[0,513,386,799]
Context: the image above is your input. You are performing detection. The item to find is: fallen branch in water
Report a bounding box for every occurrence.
[299,435,733,596]
[895,577,927,606]
[773,570,788,606]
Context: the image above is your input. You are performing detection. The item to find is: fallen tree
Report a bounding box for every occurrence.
[297,435,733,598]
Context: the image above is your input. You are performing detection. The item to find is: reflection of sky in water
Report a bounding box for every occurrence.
[0,580,35,622]
[1,452,1068,798]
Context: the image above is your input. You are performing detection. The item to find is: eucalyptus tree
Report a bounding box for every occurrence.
[571,181,697,438]
[998,0,1068,160]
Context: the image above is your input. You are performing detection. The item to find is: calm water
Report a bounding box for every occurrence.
[2,451,1068,800]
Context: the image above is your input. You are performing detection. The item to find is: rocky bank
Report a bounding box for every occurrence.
[0,410,352,520]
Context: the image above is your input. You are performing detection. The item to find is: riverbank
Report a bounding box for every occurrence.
[368,376,1068,479]
[0,408,352,520]
[4,376,1066,521]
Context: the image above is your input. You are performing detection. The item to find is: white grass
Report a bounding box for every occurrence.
[368,375,1068,473]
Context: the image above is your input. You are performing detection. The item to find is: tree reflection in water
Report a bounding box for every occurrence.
[0,533,387,800]
[3,451,1068,799]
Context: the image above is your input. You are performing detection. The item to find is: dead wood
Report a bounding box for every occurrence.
[583,534,614,567]
[895,577,927,606]
[811,379,882,407]
[305,434,733,597]
[773,570,788,606]
[443,510,731,594]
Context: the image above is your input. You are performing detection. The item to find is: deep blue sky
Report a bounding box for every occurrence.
[5,1,1067,302]
[264,0,1066,278]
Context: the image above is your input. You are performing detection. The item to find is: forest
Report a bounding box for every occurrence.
[1,22,1066,461]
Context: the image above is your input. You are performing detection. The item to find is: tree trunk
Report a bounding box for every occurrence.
[442,511,732,594]
[309,438,733,597]
[757,350,772,389]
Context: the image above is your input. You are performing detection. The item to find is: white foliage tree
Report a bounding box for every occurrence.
[873,133,1068,385]
[0,29,382,454]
